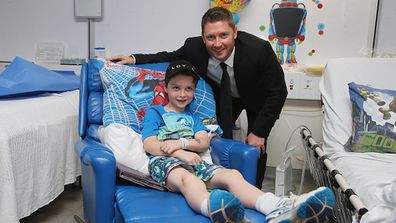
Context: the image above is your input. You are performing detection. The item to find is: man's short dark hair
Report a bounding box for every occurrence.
[201,7,235,31]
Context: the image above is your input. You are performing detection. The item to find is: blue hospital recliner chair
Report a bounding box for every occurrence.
[75,61,266,223]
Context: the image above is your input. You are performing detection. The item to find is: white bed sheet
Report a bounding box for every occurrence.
[331,155,396,209]
[320,58,396,222]
[0,90,81,222]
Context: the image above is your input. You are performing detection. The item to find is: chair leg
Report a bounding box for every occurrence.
[74,215,85,223]
[72,176,82,189]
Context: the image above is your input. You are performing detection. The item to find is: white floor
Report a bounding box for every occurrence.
[20,167,317,223]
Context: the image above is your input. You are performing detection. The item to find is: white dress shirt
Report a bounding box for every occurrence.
[207,48,240,98]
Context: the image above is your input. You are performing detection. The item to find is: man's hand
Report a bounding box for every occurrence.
[105,55,134,65]
[246,133,266,154]
[160,140,182,154]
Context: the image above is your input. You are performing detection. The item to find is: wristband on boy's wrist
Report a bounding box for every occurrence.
[180,138,189,150]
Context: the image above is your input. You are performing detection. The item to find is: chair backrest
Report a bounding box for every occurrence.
[78,61,103,139]
[78,60,169,139]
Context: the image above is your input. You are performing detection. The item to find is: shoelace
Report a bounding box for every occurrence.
[209,197,240,223]
[277,192,298,208]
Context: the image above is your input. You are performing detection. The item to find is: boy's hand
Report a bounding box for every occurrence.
[173,150,202,165]
[208,132,218,140]
[160,140,183,154]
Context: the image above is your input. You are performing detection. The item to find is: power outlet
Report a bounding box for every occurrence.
[300,75,320,100]
[284,72,301,99]
[284,71,321,100]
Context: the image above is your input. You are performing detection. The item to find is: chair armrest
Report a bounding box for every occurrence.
[75,136,117,223]
[210,138,260,185]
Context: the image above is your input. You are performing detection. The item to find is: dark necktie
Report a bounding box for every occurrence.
[219,62,233,139]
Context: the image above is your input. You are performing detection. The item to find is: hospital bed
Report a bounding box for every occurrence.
[0,57,81,222]
[301,58,396,223]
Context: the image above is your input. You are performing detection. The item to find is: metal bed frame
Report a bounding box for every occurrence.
[300,127,368,223]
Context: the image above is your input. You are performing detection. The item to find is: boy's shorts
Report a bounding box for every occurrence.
[148,156,222,187]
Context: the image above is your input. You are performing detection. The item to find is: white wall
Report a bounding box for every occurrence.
[0,0,88,61]
[95,0,207,56]
[237,0,375,65]
[95,0,376,66]
[374,0,396,54]
[1,0,380,65]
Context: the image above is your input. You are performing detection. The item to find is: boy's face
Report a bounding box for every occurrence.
[201,20,237,62]
[164,74,196,112]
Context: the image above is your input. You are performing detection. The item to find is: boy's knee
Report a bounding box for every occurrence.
[167,168,199,190]
[180,171,201,186]
[221,169,243,179]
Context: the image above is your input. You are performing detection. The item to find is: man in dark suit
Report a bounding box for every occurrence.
[107,7,287,189]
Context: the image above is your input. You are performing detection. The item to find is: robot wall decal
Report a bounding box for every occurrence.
[268,0,307,64]
[210,0,251,24]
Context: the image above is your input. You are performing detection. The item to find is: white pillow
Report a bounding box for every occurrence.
[98,123,149,175]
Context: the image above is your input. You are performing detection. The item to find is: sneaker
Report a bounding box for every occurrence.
[266,187,335,223]
[208,189,245,223]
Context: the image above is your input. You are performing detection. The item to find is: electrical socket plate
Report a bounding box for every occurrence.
[284,71,321,100]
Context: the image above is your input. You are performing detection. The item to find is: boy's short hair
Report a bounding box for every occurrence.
[201,7,235,31]
[165,60,200,86]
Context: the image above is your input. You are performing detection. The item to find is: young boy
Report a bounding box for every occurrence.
[142,60,335,223]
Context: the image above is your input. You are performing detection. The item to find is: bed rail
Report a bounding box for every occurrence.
[300,127,368,223]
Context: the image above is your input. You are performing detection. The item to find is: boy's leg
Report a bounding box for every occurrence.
[166,167,210,213]
[207,189,245,223]
[206,168,265,209]
[167,166,245,223]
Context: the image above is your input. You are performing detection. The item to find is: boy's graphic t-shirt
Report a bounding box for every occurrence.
[158,112,195,140]
[142,105,207,141]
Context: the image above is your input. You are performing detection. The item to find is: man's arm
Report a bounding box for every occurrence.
[105,36,205,66]
[251,42,287,139]
[106,42,188,65]
[106,55,134,64]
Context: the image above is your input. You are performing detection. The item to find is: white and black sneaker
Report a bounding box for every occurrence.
[266,187,335,223]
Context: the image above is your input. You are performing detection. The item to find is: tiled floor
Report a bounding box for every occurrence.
[20,184,84,223]
[20,167,317,223]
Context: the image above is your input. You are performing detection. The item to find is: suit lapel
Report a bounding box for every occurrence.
[197,45,215,87]
[232,34,242,88]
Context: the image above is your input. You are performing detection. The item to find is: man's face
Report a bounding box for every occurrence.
[201,21,237,62]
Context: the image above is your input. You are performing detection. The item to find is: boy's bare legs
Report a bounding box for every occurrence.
[206,168,265,209]
[166,167,210,212]
[165,166,245,223]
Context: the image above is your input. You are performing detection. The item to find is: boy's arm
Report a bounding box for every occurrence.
[143,130,209,155]
[186,130,210,153]
[143,136,202,165]
[143,136,170,156]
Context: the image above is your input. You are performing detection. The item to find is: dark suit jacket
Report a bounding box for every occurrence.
[134,31,287,138]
